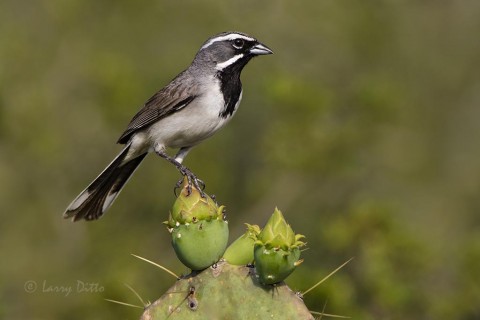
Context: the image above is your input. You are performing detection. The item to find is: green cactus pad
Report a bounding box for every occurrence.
[171,219,229,270]
[140,262,314,319]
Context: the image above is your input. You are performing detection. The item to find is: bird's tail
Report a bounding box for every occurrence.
[63,144,147,221]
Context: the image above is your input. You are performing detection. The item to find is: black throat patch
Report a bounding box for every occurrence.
[217,56,251,118]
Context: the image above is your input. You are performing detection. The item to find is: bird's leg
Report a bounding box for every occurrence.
[174,147,205,193]
[155,147,205,197]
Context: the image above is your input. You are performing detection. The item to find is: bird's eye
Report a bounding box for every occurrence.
[232,39,245,49]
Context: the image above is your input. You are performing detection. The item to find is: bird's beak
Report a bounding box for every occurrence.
[250,42,274,55]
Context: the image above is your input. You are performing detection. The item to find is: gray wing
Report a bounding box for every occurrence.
[117,73,198,144]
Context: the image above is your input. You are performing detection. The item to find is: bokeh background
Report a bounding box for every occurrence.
[1,1,480,319]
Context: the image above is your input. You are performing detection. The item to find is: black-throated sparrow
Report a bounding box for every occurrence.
[64,31,273,221]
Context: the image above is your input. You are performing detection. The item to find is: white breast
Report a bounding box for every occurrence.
[145,78,242,150]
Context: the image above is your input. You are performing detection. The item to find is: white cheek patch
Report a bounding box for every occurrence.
[201,33,255,50]
[215,54,244,71]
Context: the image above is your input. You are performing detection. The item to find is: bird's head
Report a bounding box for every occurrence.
[193,32,273,72]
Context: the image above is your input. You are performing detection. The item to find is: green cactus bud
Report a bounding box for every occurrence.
[168,177,221,226]
[167,177,229,270]
[171,219,229,270]
[254,208,306,284]
[223,224,260,265]
[257,208,300,249]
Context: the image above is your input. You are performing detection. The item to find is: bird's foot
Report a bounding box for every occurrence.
[174,167,206,197]
[154,149,206,197]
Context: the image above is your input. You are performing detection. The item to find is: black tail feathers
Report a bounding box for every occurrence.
[64,145,147,221]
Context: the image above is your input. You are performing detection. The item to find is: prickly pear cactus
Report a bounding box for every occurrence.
[141,182,313,319]
[140,261,314,319]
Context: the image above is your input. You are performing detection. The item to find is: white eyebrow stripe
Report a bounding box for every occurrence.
[201,33,255,50]
[215,54,244,70]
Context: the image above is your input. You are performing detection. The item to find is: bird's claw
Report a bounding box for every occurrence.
[174,167,206,198]
[174,179,183,197]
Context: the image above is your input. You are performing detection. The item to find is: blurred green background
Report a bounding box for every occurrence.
[1,0,480,319]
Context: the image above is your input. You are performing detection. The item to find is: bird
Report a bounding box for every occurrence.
[63,31,273,222]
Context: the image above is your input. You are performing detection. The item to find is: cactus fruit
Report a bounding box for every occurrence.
[253,208,306,285]
[223,224,261,265]
[140,261,314,320]
[165,178,229,270]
